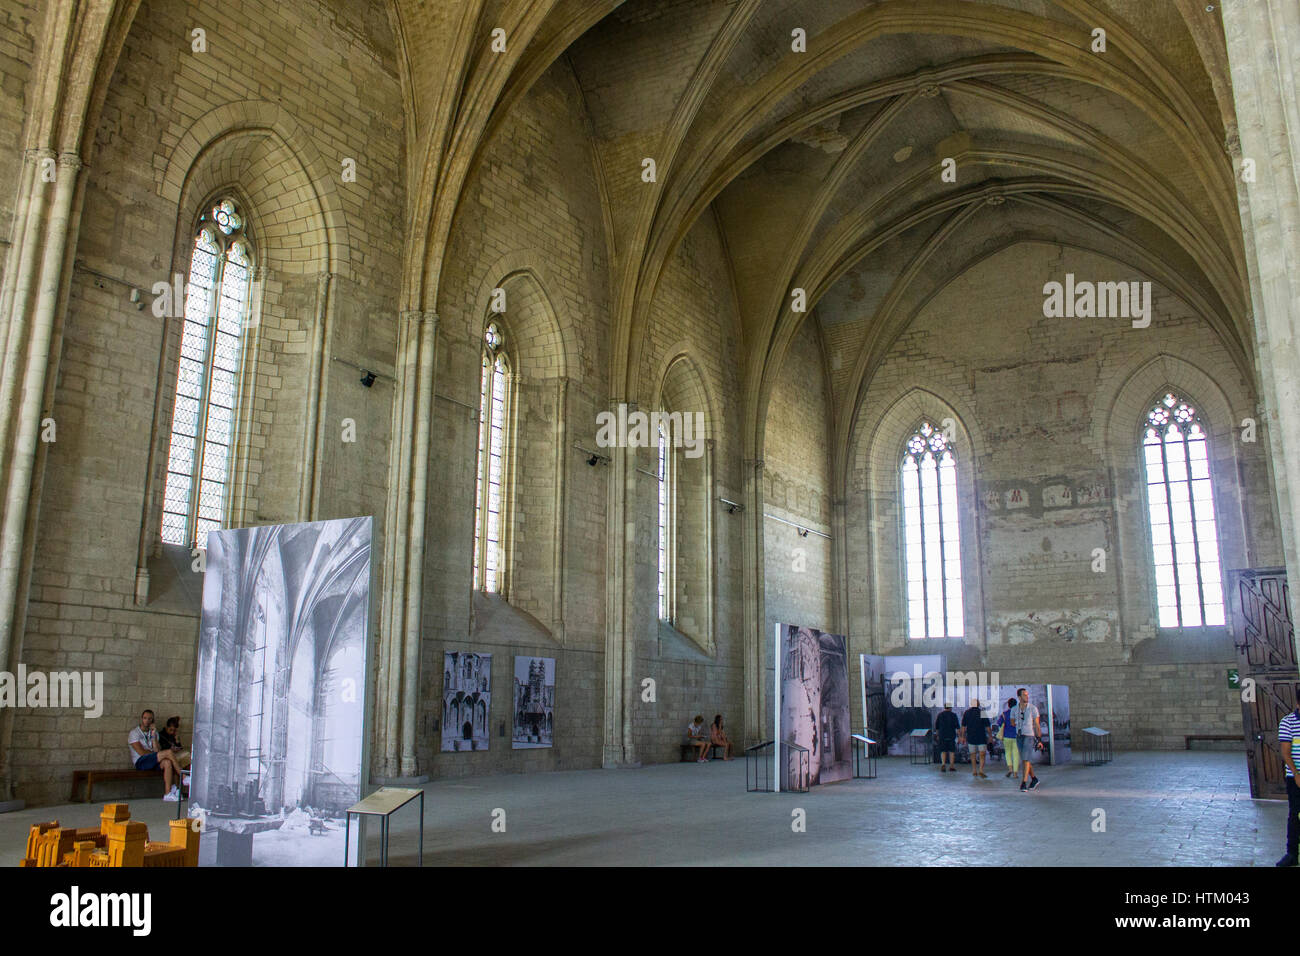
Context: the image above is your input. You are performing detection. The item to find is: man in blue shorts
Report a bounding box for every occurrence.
[1014,688,1042,792]
[129,709,183,801]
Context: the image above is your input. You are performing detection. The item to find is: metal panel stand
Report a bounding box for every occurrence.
[908,728,932,765]
[344,787,425,867]
[1081,727,1112,766]
[851,735,877,779]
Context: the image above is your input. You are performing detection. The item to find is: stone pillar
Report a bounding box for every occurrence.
[830,494,848,635]
[551,376,568,642]
[1222,0,1300,652]
[0,151,85,801]
[375,309,437,781]
[741,457,766,745]
[603,401,640,767]
[298,270,335,522]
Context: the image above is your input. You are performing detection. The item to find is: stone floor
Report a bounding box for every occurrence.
[3,751,1288,866]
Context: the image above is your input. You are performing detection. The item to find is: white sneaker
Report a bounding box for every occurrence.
[163,787,180,802]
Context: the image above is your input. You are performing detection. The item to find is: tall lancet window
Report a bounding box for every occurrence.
[901,421,963,638]
[1142,392,1225,627]
[657,422,671,621]
[473,322,510,592]
[161,198,252,547]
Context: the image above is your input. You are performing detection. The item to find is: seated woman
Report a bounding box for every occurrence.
[710,714,734,760]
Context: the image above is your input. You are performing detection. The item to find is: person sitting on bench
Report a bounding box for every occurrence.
[158,716,191,771]
[128,709,184,801]
[685,714,710,763]
[709,714,735,760]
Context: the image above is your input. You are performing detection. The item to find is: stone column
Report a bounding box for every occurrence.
[0,151,84,801]
[298,270,335,522]
[741,457,766,745]
[1222,0,1300,652]
[375,309,436,781]
[603,400,640,767]
[551,376,568,642]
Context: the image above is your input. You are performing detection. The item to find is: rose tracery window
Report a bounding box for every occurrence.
[161,198,252,547]
[1142,392,1224,627]
[901,421,963,639]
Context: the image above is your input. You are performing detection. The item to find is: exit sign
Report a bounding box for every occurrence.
[1227,668,1240,689]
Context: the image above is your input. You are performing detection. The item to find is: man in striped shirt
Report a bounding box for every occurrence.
[1278,707,1299,868]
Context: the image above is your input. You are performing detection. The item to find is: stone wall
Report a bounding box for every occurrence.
[10,0,404,807]
[843,241,1279,747]
[418,57,613,777]
[761,319,835,736]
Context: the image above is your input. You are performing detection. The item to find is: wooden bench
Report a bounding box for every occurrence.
[1184,734,1239,750]
[70,769,165,803]
[680,742,723,762]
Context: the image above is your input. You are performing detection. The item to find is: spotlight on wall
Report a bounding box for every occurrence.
[718,497,744,515]
[575,444,610,466]
[797,528,809,538]
[359,369,377,388]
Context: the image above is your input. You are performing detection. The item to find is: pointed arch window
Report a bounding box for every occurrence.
[657,422,672,621]
[1142,392,1224,627]
[161,199,252,547]
[473,322,510,592]
[901,421,963,639]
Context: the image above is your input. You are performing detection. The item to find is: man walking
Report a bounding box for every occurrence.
[935,702,960,772]
[1014,688,1042,792]
[1277,705,1299,867]
[995,697,1019,777]
[961,698,991,778]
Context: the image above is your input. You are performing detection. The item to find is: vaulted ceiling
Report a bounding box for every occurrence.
[384,0,1246,469]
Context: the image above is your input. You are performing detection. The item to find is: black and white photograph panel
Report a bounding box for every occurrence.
[443,652,492,752]
[779,624,852,789]
[512,656,556,749]
[190,517,372,867]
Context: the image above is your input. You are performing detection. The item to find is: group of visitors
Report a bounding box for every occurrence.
[685,714,734,762]
[933,688,1043,792]
[127,708,190,801]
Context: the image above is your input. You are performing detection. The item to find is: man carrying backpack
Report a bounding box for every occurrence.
[994,697,1018,778]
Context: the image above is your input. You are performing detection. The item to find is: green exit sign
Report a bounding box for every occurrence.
[1227,668,1240,689]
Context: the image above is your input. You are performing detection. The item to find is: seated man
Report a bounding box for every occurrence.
[709,714,735,760]
[685,714,710,762]
[158,716,191,771]
[129,709,184,801]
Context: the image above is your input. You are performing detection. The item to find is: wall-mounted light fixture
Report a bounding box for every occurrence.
[574,443,610,466]
[718,496,744,514]
[332,355,387,388]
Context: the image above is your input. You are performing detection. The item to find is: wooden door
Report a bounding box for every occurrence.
[1227,568,1299,799]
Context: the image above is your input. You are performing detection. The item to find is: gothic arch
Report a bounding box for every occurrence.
[850,386,987,653]
[1100,353,1254,648]
[159,100,351,278]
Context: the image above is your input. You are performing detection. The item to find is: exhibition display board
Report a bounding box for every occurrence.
[775,623,852,790]
[190,516,373,866]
